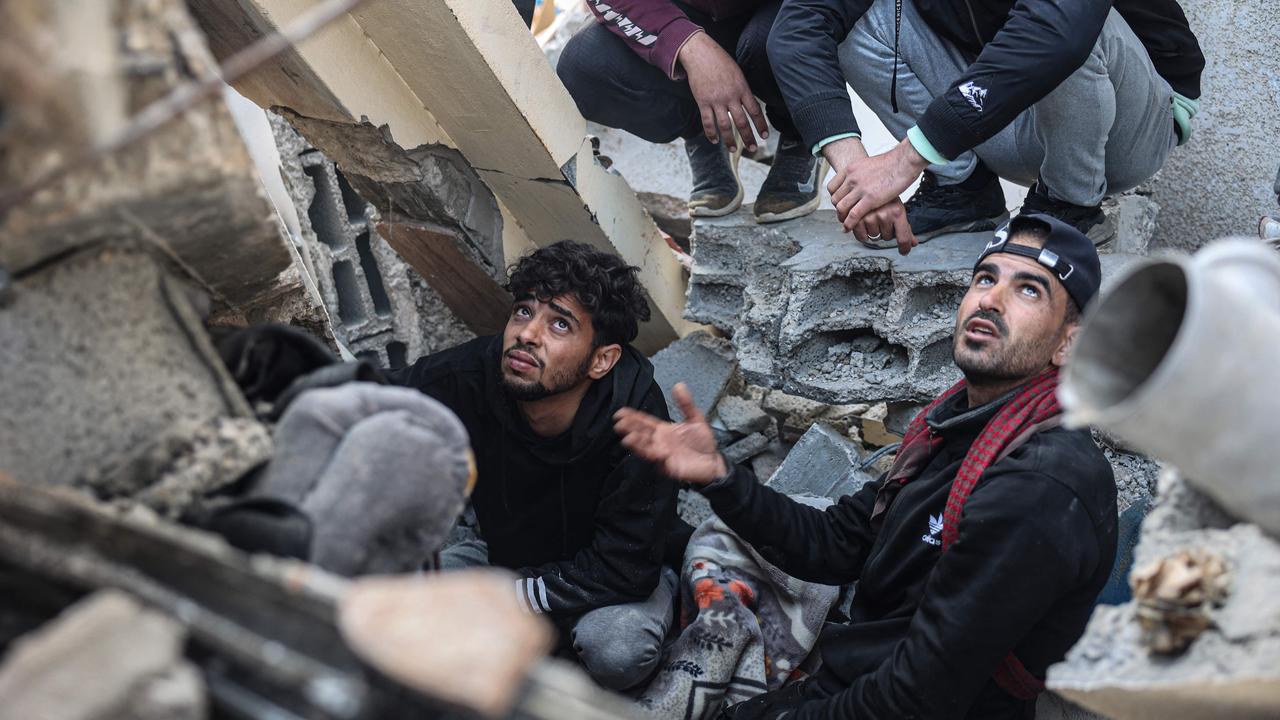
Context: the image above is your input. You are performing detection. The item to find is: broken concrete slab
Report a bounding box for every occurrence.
[0,248,251,493]
[651,331,739,419]
[0,590,204,720]
[0,0,324,331]
[765,424,875,500]
[193,0,701,352]
[689,209,1146,404]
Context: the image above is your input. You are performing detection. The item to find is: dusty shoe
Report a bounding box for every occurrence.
[897,169,1008,249]
[1260,215,1280,245]
[754,135,828,224]
[1020,181,1115,247]
[685,133,743,218]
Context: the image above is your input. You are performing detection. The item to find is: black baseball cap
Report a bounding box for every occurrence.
[975,213,1102,311]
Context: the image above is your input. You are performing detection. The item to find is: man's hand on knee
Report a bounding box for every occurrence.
[678,32,768,152]
[825,137,928,253]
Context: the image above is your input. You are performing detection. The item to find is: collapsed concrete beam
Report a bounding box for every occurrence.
[689,210,1146,404]
[0,0,325,331]
[189,0,698,351]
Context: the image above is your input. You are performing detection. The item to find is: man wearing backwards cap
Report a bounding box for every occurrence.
[615,214,1117,719]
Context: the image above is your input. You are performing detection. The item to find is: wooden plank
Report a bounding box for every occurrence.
[376,220,513,337]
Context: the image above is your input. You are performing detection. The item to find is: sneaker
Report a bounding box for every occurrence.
[894,169,1009,249]
[1020,181,1115,247]
[685,133,743,218]
[753,135,828,224]
[1260,215,1280,244]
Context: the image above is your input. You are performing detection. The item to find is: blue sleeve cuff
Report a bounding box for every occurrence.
[812,132,861,157]
[907,125,950,166]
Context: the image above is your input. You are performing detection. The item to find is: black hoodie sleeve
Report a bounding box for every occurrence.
[697,464,879,586]
[515,386,677,617]
[792,467,1105,719]
[915,0,1113,161]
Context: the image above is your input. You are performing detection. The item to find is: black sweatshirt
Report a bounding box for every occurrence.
[387,336,677,621]
[768,0,1205,158]
[701,389,1117,719]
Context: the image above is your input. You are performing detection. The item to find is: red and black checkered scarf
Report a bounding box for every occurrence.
[876,366,1063,699]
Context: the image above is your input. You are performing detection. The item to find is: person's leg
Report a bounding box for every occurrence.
[734,0,795,139]
[1021,10,1177,207]
[739,0,827,223]
[302,407,472,576]
[256,384,472,576]
[835,0,1007,241]
[557,13,744,216]
[438,538,491,571]
[571,566,678,692]
[556,21,698,144]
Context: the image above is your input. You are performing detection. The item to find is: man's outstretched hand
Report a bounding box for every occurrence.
[614,383,727,485]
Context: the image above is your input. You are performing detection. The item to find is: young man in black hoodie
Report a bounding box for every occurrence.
[616,215,1118,718]
[767,0,1203,250]
[386,240,679,692]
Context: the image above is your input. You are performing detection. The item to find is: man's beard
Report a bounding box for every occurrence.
[952,309,1059,386]
[500,343,594,401]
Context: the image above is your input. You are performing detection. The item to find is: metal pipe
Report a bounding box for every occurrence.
[1060,238,1280,535]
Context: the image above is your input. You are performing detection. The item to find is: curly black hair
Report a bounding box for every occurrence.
[505,240,651,346]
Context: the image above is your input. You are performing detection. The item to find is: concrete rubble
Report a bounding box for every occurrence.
[687,208,1148,405]
[270,115,475,365]
[1048,471,1280,720]
[0,591,205,720]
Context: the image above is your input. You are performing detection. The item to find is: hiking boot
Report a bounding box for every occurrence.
[685,133,743,218]
[753,135,828,224]
[1020,181,1115,247]
[896,168,1009,249]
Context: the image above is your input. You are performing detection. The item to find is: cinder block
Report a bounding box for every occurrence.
[271,116,473,367]
[690,209,1145,404]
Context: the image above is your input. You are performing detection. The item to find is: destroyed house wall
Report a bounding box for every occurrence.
[271,116,473,368]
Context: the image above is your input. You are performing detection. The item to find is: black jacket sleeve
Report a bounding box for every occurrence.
[698,464,879,586]
[792,468,1103,719]
[518,456,675,616]
[766,0,873,151]
[916,0,1112,160]
[516,387,676,617]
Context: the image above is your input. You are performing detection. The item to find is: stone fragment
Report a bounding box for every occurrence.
[761,389,868,443]
[884,401,926,437]
[858,403,902,448]
[749,440,790,484]
[766,424,874,500]
[715,396,774,437]
[723,433,771,466]
[678,490,714,529]
[1100,193,1159,256]
[651,331,739,419]
[0,590,204,720]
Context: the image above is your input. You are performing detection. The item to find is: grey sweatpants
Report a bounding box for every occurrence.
[441,539,678,692]
[253,383,473,577]
[840,0,1178,206]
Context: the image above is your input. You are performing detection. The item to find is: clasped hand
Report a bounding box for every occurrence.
[824,137,931,255]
